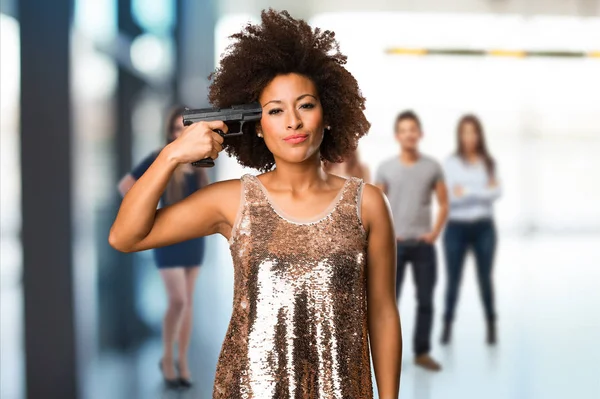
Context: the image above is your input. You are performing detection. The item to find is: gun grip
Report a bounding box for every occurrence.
[191,129,225,168]
[191,158,215,168]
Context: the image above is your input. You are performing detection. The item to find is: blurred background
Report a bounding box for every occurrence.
[1,0,599,398]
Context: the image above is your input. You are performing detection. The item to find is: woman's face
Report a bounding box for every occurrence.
[258,73,325,166]
[171,116,185,140]
[460,121,479,153]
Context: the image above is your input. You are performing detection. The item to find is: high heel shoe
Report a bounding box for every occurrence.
[175,361,193,389]
[159,359,181,389]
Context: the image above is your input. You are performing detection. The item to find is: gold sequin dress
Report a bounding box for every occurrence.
[213,174,373,399]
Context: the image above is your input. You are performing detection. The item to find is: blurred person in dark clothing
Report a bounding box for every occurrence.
[118,106,209,389]
[441,114,501,346]
[375,110,449,371]
[323,148,371,182]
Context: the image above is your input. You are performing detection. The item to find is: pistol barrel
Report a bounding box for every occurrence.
[182,102,262,125]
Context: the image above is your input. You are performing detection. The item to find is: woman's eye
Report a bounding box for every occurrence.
[268,109,282,115]
[300,103,315,109]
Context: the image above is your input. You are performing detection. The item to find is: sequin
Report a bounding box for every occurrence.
[213,174,372,399]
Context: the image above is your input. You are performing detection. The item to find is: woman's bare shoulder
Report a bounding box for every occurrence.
[207,177,243,188]
[193,177,245,230]
[202,177,243,202]
[322,172,350,189]
[360,183,392,230]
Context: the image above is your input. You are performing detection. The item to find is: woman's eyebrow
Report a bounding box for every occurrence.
[262,99,281,107]
[262,94,318,107]
[296,94,317,101]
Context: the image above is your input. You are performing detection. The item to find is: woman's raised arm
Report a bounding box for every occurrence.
[108,120,234,252]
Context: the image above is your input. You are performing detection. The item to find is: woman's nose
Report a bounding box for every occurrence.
[286,110,303,130]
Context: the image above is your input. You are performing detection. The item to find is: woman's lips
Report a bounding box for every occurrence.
[283,134,308,144]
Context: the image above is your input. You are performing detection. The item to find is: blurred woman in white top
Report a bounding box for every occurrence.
[441,114,501,346]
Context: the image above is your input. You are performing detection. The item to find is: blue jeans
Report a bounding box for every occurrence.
[443,219,497,323]
[396,241,437,355]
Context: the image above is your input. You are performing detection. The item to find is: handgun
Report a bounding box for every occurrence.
[182,102,262,167]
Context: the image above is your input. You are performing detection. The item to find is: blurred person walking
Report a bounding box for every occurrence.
[118,106,209,389]
[323,148,371,182]
[441,114,501,346]
[375,110,448,371]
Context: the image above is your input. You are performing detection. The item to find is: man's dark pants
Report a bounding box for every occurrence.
[396,240,437,356]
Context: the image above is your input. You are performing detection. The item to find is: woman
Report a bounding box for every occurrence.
[441,114,501,346]
[322,148,371,183]
[117,106,208,389]
[110,10,402,398]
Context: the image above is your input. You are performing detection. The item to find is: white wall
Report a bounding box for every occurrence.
[309,12,600,233]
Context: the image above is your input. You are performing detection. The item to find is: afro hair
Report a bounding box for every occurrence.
[208,9,370,172]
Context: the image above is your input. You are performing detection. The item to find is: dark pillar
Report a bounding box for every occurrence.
[97,0,150,352]
[0,0,17,17]
[19,0,77,398]
[178,0,216,108]
[116,0,143,179]
[173,0,183,103]
[178,0,217,176]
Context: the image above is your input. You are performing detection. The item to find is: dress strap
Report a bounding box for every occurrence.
[227,174,253,246]
[340,177,364,206]
[336,177,367,237]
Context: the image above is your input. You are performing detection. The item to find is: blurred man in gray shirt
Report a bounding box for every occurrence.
[375,110,448,371]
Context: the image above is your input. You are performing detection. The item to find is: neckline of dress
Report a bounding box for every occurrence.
[253,175,352,225]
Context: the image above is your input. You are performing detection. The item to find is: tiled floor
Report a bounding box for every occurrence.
[2,234,600,398]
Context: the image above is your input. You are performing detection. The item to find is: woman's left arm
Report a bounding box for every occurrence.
[362,184,402,399]
[471,177,502,201]
[467,171,502,202]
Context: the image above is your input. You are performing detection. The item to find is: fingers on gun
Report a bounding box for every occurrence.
[202,121,226,159]
[206,120,228,135]
[212,140,223,157]
[209,132,223,160]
